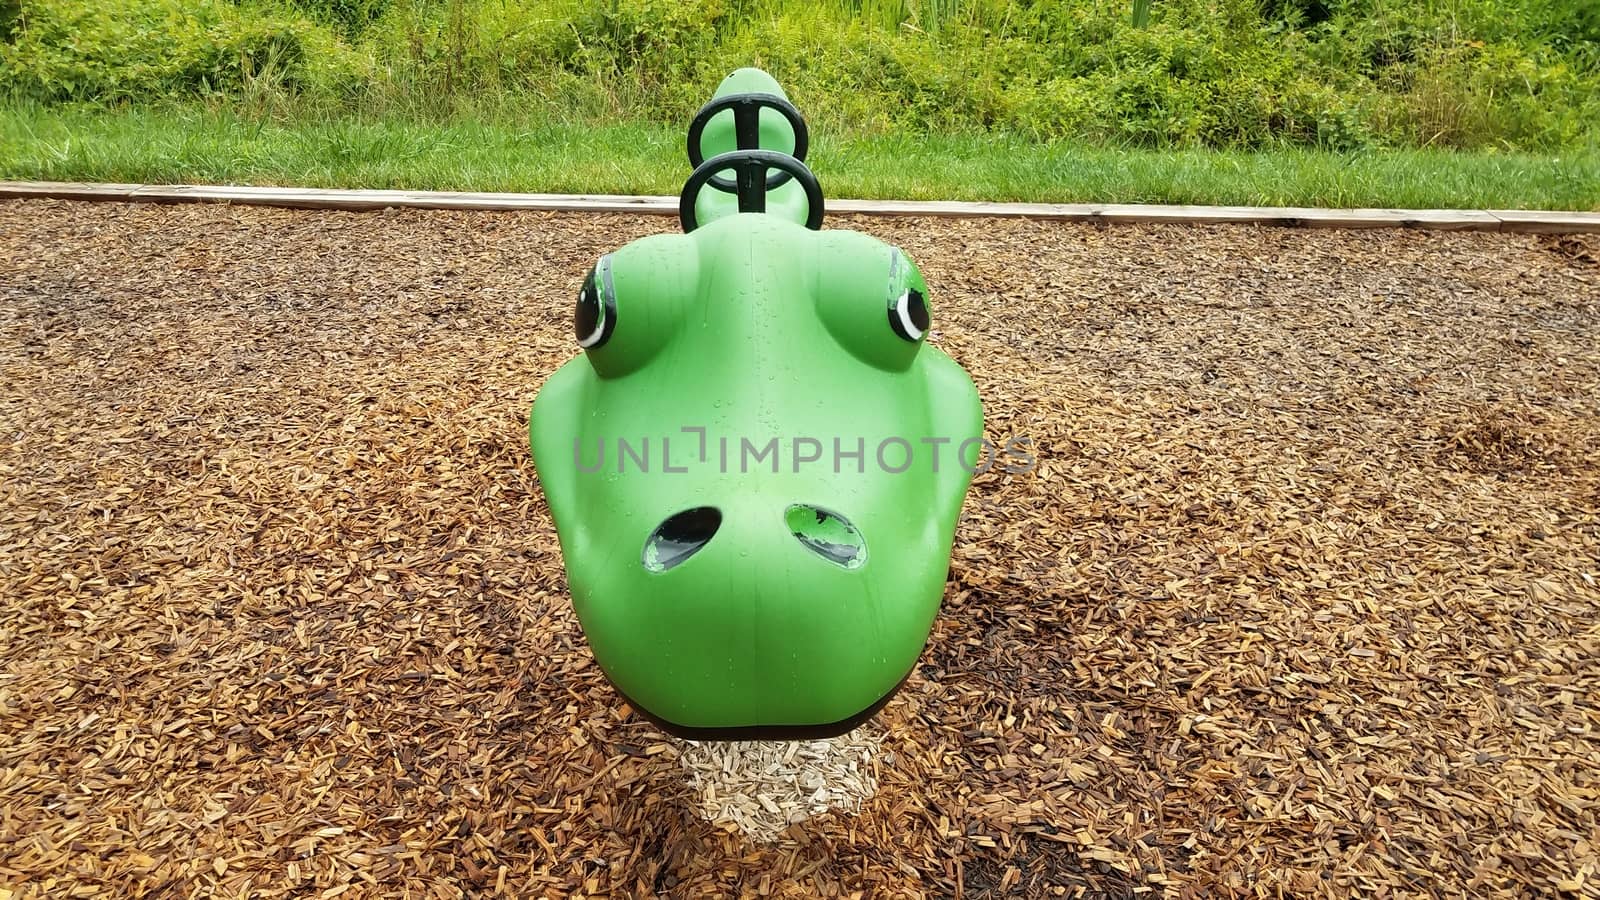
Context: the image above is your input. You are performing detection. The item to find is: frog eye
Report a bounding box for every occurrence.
[888,286,930,342]
[814,236,926,371]
[574,256,617,350]
[885,249,930,343]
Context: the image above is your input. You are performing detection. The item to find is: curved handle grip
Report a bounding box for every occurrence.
[679,149,825,233]
[687,92,810,192]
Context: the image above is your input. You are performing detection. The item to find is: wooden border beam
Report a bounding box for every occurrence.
[2,181,1596,233]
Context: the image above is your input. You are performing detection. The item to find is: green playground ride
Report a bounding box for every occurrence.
[529,69,984,739]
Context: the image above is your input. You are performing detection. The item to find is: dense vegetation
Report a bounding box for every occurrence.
[2,0,1598,151]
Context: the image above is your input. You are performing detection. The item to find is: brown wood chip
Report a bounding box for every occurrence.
[1,200,1597,898]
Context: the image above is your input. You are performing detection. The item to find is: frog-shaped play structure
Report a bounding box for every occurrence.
[530,68,983,740]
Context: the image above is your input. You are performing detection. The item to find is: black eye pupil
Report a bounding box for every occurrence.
[888,285,930,342]
[574,269,601,344]
[906,288,930,332]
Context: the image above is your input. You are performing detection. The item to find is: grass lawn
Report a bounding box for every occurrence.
[3,101,1598,210]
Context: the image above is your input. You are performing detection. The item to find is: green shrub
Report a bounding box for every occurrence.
[0,0,369,100]
[286,0,388,38]
[1,0,21,42]
[3,0,1595,150]
[1385,42,1598,148]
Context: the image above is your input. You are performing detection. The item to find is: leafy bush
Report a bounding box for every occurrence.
[287,0,389,38]
[3,0,1595,150]
[1,0,20,42]
[0,0,370,100]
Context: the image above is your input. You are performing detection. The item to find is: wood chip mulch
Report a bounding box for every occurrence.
[1,200,1598,899]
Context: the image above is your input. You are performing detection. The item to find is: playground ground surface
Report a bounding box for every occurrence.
[1,201,1597,898]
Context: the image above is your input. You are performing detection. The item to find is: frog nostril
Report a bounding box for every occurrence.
[785,504,866,569]
[642,507,721,572]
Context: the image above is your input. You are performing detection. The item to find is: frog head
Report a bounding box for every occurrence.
[529,70,983,739]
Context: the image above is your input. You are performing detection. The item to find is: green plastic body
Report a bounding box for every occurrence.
[528,70,983,738]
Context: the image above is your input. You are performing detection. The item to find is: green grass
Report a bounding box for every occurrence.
[3,101,1598,209]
